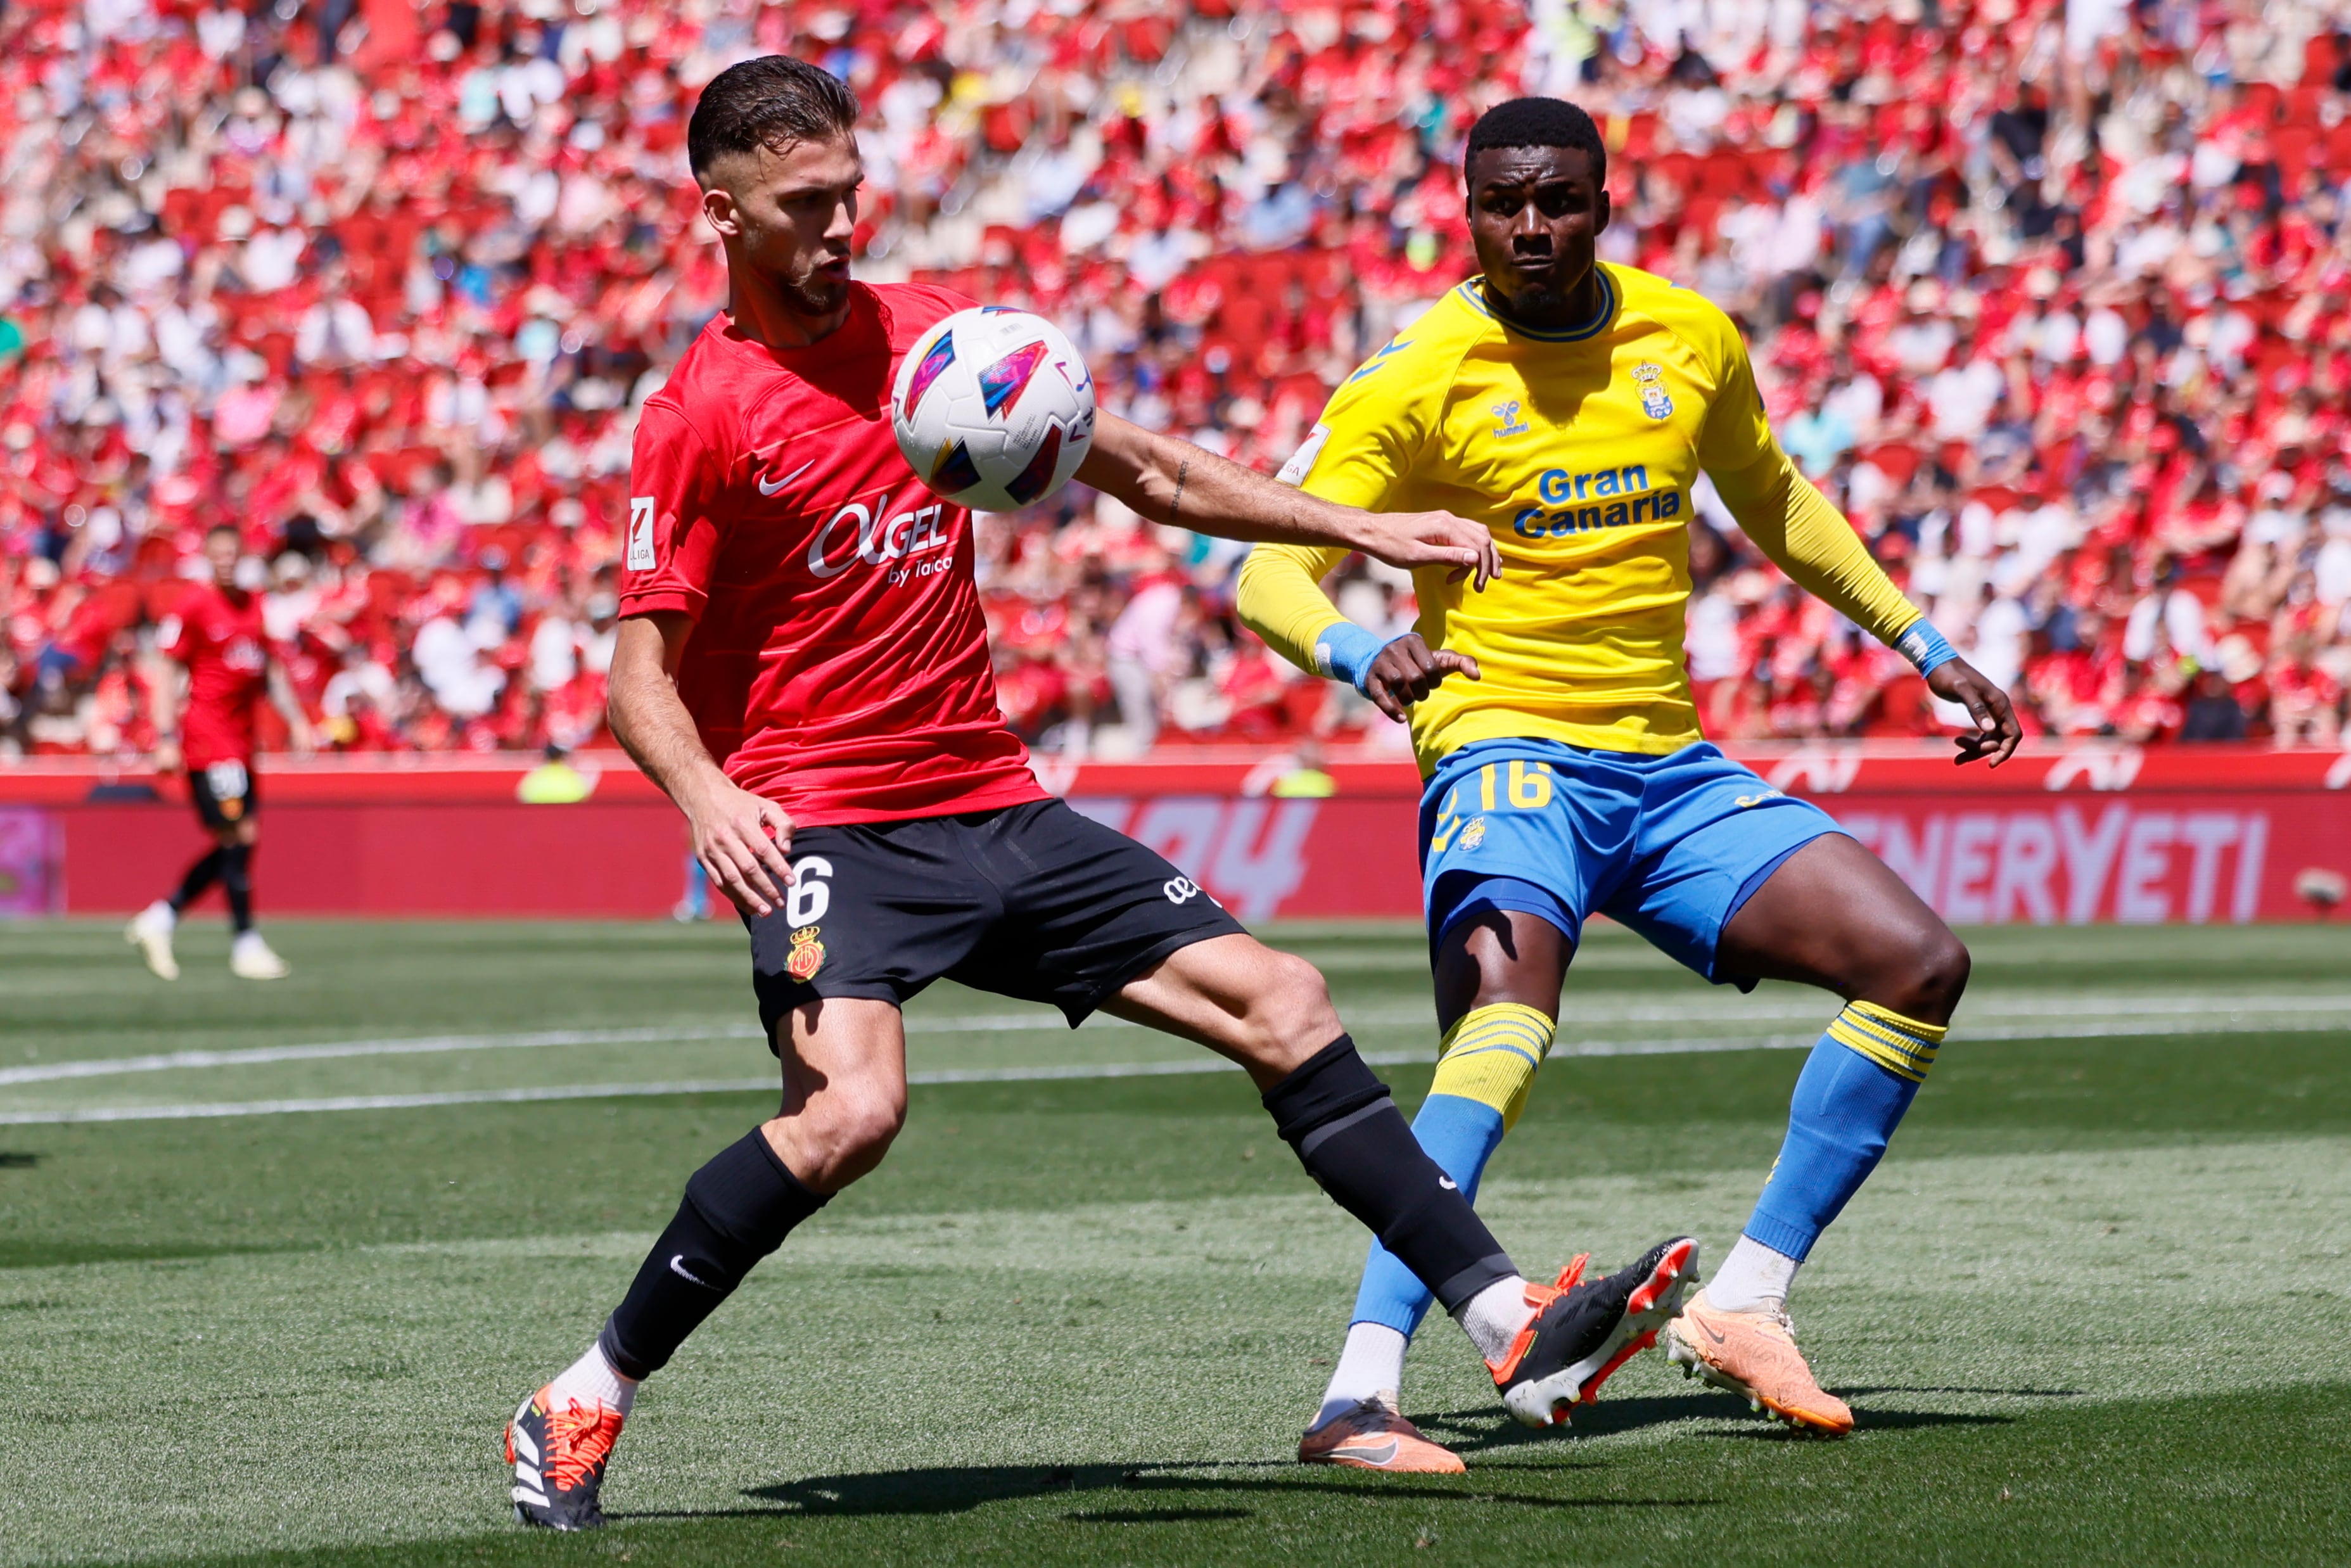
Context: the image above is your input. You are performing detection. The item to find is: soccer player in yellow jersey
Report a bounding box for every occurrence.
[1240,98,2022,1469]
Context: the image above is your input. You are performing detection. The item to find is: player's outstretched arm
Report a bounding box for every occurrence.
[1712,450,2020,767]
[608,612,798,915]
[1079,412,1500,589]
[1233,550,1478,722]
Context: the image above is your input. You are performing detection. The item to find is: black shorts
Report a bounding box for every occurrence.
[188,758,258,832]
[746,797,1246,1045]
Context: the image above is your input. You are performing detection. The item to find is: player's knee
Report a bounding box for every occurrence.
[1250,952,1343,1068]
[793,1086,905,1189]
[1875,921,1970,1024]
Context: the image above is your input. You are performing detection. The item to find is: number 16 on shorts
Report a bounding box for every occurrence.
[1429,759,1554,853]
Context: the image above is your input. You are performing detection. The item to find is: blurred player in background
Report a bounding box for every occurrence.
[1242,98,2023,1466]
[502,58,1697,1531]
[126,523,314,981]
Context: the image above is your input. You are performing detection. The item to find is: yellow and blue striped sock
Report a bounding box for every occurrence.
[1346,1004,1555,1337]
[1743,1000,1946,1262]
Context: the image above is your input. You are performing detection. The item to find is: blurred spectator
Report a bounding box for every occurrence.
[4,0,2348,763]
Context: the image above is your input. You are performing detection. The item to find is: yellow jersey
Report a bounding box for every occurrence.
[1237,263,1922,774]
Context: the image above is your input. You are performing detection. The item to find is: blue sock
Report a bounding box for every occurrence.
[1742,1002,1945,1261]
[1348,1093,1507,1336]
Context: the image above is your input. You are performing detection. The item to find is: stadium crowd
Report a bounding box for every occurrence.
[4,0,2350,760]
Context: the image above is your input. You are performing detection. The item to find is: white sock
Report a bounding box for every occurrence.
[1311,1322,1410,1429]
[544,1341,637,1418]
[144,900,176,929]
[1453,1275,1534,1365]
[1707,1234,1802,1314]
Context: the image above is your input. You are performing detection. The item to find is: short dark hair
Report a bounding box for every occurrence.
[687,55,860,180]
[1464,97,1607,188]
[205,521,239,541]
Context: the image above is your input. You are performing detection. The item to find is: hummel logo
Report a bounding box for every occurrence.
[758,460,815,497]
[1438,1176,1458,1190]
[669,1253,719,1289]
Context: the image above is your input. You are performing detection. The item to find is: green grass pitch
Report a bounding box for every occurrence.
[3,916,2348,1566]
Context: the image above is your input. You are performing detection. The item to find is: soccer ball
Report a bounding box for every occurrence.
[891,307,1096,514]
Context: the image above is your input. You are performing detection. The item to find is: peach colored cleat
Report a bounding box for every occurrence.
[1664,1289,1854,1436]
[1298,1396,1467,1473]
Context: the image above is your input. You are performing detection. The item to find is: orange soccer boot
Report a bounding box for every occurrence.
[1298,1395,1467,1473]
[1664,1288,1854,1436]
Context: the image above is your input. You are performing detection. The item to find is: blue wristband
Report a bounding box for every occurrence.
[1894,619,1958,676]
[1313,621,1388,694]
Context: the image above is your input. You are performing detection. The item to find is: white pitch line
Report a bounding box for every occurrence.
[0,1057,1343,1125]
[0,1025,761,1087]
[4,1008,2348,1126]
[7,991,2345,1089]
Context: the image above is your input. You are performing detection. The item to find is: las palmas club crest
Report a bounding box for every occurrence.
[1633,362,1673,419]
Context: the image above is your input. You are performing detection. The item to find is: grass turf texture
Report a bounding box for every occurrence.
[2,919,2347,1565]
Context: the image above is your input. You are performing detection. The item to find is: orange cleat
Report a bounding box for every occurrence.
[506,1387,625,1528]
[1664,1289,1854,1436]
[1298,1396,1466,1473]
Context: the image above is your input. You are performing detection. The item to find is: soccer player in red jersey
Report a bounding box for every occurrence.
[504,57,1695,1528]
[127,523,314,981]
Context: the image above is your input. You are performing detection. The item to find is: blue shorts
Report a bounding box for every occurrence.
[1419,739,1844,987]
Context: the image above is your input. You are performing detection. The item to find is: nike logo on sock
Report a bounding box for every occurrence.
[757,460,814,496]
[668,1254,719,1289]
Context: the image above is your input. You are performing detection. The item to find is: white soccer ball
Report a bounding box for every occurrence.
[891,307,1096,514]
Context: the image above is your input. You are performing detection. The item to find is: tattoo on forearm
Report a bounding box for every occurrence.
[1169,459,1190,525]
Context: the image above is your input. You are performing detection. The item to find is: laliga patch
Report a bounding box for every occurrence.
[1277,424,1330,487]
[1633,362,1673,421]
[627,497,656,570]
[786,925,826,981]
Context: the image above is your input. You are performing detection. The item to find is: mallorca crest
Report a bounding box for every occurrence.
[1632,362,1673,420]
[786,925,826,981]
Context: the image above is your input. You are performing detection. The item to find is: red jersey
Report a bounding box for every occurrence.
[619,283,1048,826]
[158,582,273,768]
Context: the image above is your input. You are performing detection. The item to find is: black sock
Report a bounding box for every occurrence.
[219,843,253,933]
[598,1130,830,1380]
[170,847,224,913]
[1263,1036,1517,1313]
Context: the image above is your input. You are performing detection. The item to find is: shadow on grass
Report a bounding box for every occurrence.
[699,1462,1721,1520]
[1840,1385,2082,1399]
[0,1239,307,1270]
[1065,1507,1254,1523]
[1412,1389,2018,1452]
[0,1152,41,1168]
